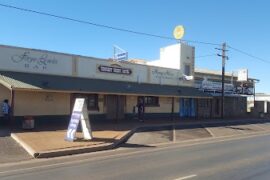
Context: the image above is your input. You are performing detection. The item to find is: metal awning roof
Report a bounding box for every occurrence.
[0,71,211,98]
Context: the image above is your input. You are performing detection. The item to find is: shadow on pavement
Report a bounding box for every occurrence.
[0,125,11,137]
[120,143,155,148]
[224,126,252,131]
[75,137,115,143]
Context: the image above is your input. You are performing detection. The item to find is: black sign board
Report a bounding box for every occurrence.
[98,65,132,75]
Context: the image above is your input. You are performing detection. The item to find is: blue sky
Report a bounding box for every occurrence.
[0,0,269,93]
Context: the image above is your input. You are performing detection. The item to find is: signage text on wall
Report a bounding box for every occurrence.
[201,79,234,93]
[197,77,254,95]
[11,51,58,70]
[151,69,175,80]
[98,65,132,75]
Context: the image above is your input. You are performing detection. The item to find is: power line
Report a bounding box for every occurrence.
[2,3,269,64]
[228,45,270,64]
[0,3,220,46]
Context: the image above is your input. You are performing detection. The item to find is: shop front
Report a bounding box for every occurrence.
[0,70,211,126]
[179,98,196,118]
[0,44,213,126]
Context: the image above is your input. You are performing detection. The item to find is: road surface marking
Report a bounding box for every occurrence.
[174,174,197,180]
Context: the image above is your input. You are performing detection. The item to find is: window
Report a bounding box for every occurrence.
[138,96,159,107]
[199,99,209,108]
[88,94,98,110]
[184,64,191,76]
[73,93,99,111]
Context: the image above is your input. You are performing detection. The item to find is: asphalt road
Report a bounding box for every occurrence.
[1,132,270,180]
[0,126,32,163]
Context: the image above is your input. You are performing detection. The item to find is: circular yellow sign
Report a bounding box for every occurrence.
[173,25,185,40]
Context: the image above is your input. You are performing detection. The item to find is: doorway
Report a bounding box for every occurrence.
[106,95,125,122]
[179,98,196,118]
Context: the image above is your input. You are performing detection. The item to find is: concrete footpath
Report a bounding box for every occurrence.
[10,118,270,159]
[11,123,133,158]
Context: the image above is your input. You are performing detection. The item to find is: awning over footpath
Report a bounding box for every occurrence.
[0,71,211,98]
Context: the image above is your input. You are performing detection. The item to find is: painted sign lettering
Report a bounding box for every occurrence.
[11,51,58,70]
[151,69,175,80]
[98,65,132,75]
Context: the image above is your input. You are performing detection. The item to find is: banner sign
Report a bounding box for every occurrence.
[238,69,248,81]
[115,52,128,60]
[66,98,92,142]
[98,65,132,75]
[196,77,254,95]
[113,45,128,61]
[201,78,234,93]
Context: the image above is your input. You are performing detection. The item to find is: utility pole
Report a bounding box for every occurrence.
[217,43,228,119]
[253,80,256,104]
[253,79,260,109]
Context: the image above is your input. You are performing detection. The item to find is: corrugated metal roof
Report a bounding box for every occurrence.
[0,71,211,98]
[0,73,41,90]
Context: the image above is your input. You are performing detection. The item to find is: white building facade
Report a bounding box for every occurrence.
[0,43,255,127]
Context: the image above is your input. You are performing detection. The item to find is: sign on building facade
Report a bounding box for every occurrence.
[98,65,132,75]
[0,45,73,76]
[113,45,128,61]
[201,78,234,93]
[196,77,254,95]
[238,69,248,81]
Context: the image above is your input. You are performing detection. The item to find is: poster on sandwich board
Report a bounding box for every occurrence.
[65,98,92,142]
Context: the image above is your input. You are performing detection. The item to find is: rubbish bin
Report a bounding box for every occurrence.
[22,116,35,129]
